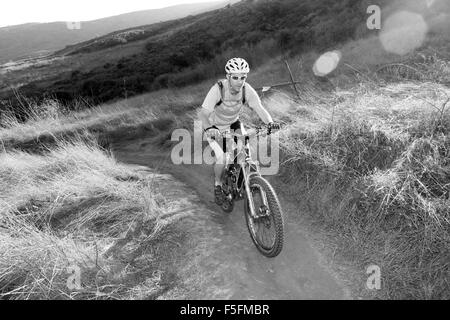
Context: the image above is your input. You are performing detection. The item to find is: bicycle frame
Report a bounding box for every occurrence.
[207,125,284,257]
[220,129,270,219]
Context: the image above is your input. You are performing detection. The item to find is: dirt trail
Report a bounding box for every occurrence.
[112,136,352,299]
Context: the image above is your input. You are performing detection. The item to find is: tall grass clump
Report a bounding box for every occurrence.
[0,135,181,299]
[278,80,450,299]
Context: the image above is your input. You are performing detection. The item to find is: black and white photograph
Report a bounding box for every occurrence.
[0,0,449,304]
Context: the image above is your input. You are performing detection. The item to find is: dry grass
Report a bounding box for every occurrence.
[0,83,205,300]
[0,86,203,148]
[0,136,185,299]
[277,75,450,299]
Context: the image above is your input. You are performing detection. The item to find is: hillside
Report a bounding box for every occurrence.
[1,0,449,121]
[0,0,377,117]
[0,1,233,64]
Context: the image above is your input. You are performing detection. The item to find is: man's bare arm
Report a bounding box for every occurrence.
[199,108,213,130]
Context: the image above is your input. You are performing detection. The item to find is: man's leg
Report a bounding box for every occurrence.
[214,162,226,186]
[207,137,227,205]
[208,128,230,186]
[230,120,247,162]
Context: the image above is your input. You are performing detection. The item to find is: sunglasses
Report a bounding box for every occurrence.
[230,75,247,81]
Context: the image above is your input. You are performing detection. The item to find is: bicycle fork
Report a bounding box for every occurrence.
[243,168,269,219]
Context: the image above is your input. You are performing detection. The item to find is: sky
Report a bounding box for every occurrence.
[0,0,219,27]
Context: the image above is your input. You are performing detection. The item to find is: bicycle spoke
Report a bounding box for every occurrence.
[262,218,275,248]
[252,203,276,250]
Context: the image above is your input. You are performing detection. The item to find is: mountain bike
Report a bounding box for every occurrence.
[215,124,284,258]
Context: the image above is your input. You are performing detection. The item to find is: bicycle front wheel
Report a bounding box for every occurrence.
[244,175,284,258]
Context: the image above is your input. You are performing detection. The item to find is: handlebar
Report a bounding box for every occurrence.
[218,124,280,140]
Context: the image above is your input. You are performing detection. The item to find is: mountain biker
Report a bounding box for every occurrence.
[199,57,280,205]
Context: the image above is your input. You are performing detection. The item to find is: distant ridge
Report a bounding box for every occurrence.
[0,1,236,64]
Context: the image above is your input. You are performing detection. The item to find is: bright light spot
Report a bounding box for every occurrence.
[312,50,342,77]
[380,11,428,56]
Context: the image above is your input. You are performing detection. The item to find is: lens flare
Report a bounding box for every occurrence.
[380,11,428,56]
[312,50,342,77]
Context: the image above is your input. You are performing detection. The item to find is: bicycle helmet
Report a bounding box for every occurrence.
[225,57,250,74]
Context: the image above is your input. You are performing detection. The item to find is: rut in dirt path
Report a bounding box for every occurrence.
[112,137,352,299]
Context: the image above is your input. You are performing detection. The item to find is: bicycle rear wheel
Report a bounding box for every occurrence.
[244,175,284,257]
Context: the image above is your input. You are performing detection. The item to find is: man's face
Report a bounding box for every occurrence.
[228,73,247,92]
